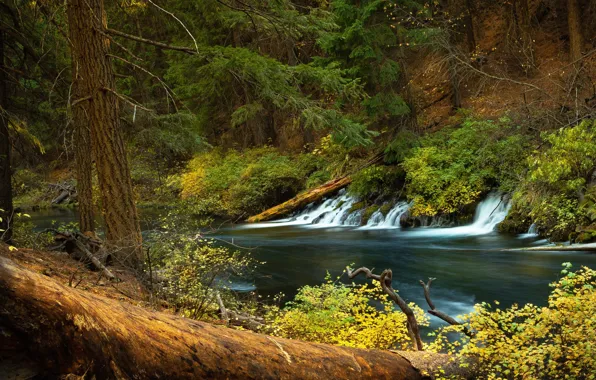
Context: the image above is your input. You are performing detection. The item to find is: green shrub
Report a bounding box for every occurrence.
[348,165,404,200]
[402,116,529,216]
[148,232,258,320]
[180,147,329,217]
[510,120,596,240]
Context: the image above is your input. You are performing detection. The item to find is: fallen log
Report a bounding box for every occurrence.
[0,255,471,379]
[247,176,352,222]
[247,152,386,223]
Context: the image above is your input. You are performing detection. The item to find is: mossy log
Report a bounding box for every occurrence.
[247,176,352,222]
[0,255,472,379]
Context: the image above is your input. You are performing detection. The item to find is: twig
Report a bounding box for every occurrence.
[105,28,196,54]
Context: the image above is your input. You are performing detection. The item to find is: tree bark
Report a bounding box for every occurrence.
[0,30,13,244]
[567,0,584,62]
[71,67,95,234]
[0,254,469,379]
[67,0,142,267]
[464,0,476,54]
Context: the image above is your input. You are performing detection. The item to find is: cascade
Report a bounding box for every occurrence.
[378,202,410,228]
[404,193,511,236]
[365,210,385,226]
[518,223,539,239]
[245,191,510,236]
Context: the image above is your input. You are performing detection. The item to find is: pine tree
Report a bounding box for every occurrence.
[67,0,142,267]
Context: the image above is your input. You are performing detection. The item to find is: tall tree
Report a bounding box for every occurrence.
[67,0,142,267]
[71,71,95,234]
[567,0,584,61]
[0,30,12,244]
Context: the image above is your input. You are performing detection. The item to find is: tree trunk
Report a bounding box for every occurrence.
[567,0,584,61]
[0,254,473,379]
[67,0,142,267]
[0,30,13,244]
[71,69,95,234]
[464,0,476,54]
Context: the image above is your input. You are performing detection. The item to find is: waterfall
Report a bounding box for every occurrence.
[468,193,510,232]
[518,223,539,239]
[379,202,410,228]
[243,191,510,235]
[405,193,511,236]
[365,210,385,226]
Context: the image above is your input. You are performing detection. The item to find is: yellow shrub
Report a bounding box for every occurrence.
[268,277,429,350]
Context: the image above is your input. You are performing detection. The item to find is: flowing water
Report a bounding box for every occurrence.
[26,195,596,329]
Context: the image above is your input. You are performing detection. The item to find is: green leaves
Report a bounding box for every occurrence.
[402,116,529,216]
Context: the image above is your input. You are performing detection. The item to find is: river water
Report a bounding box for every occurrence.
[27,196,596,328]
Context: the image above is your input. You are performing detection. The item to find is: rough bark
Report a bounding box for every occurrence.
[0,255,465,379]
[0,30,13,244]
[71,65,95,233]
[247,176,352,222]
[567,0,584,62]
[67,0,142,267]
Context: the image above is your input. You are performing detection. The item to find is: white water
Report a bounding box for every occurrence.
[404,193,511,237]
[519,223,539,239]
[242,191,511,236]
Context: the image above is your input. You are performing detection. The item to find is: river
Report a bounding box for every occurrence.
[27,196,596,329]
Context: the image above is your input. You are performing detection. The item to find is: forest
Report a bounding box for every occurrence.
[0,0,595,378]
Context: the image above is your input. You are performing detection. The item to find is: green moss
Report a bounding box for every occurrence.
[361,205,380,225]
[335,200,346,210]
[349,201,366,214]
[379,202,393,216]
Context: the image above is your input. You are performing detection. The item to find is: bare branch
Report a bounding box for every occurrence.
[348,267,423,351]
[419,278,474,337]
[146,0,199,53]
[379,270,424,351]
[105,28,196,54]
[101,87,154,112]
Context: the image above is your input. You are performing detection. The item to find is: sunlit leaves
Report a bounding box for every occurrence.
[269,275,428,350]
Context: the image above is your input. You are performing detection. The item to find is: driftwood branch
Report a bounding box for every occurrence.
[71,237,116,281]
[419,278,474,337]
[348,267,424,351]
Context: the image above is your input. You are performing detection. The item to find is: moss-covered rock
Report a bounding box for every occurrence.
[361,205,380,225]
[497,207,532,235]
[349,201,366,214]
[379,202,394,216]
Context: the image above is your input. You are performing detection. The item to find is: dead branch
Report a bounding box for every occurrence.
[418,278,473,337]
[43,229,116,281]
[105,28,196,54]
[71,237,116,280]
[348,267,424,351]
